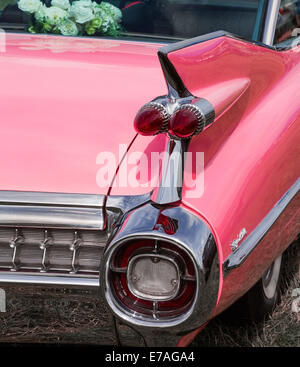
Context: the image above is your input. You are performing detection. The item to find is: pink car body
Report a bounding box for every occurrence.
[0,4,299,347]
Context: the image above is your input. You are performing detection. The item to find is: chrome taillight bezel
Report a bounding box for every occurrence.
[105,237,197,325]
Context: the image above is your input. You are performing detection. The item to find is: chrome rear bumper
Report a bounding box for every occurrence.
[0,191,150,286]
[0,227,106,282]
[0,190,215,346]
[0,191,159,346]
[0,191,109,286]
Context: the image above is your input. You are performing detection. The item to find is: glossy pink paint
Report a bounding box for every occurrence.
[125,36,300,260]
[0,33,166,195]
[115,36,300,334]
[168,37,299,254]
[166,36,300,326]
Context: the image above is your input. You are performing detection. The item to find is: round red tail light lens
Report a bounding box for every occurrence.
[109,239,196,321]
[169,104,205,138]
[134,102,170,136]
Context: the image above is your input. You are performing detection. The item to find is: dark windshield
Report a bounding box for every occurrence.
[0,0,267,42]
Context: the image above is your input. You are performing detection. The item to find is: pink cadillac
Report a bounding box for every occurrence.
[0,0,299,347]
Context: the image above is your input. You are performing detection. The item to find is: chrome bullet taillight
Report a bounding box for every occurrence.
[134,102,170,136]
[134,97,215,138]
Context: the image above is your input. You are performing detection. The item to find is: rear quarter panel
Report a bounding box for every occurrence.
[168,37,300,310]
[116,36,300,312]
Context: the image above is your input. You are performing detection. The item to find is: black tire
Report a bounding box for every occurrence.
[240,255,283,322]
[223,254,283,323]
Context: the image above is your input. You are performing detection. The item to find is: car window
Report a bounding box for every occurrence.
[0,0,266,42]
[274,0,300,45]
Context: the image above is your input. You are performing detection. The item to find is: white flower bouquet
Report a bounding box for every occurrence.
[17,0,122,36]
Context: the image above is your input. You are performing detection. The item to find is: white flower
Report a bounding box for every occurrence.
[18,0,42,13]
[58,19,78,36]
[103,13,116,32]
[92,5,114,31]
[92,4,105,17]
[45,6,68,25]
[100,2,122,22]
[70,0,94,24]
[79,0,92,6]
[34,3,46,21]
[51,0,70,11]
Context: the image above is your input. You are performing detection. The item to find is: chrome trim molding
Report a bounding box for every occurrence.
[0,191,105,208]
[0,227,108,276]
[224,178,300,274]
[101,204,219,333]
[0,192,152,288]
[0,191,105,230]
[151,139,187,205]
[0,205,104,229]
[262,0,280,46]
[0,272,99,287]
[105,193,151,215]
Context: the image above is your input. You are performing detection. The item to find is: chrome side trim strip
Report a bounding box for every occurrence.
[262,0,280,46]
[224,178,300,273]
[0,191,105,230]
[0,272,99,287]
